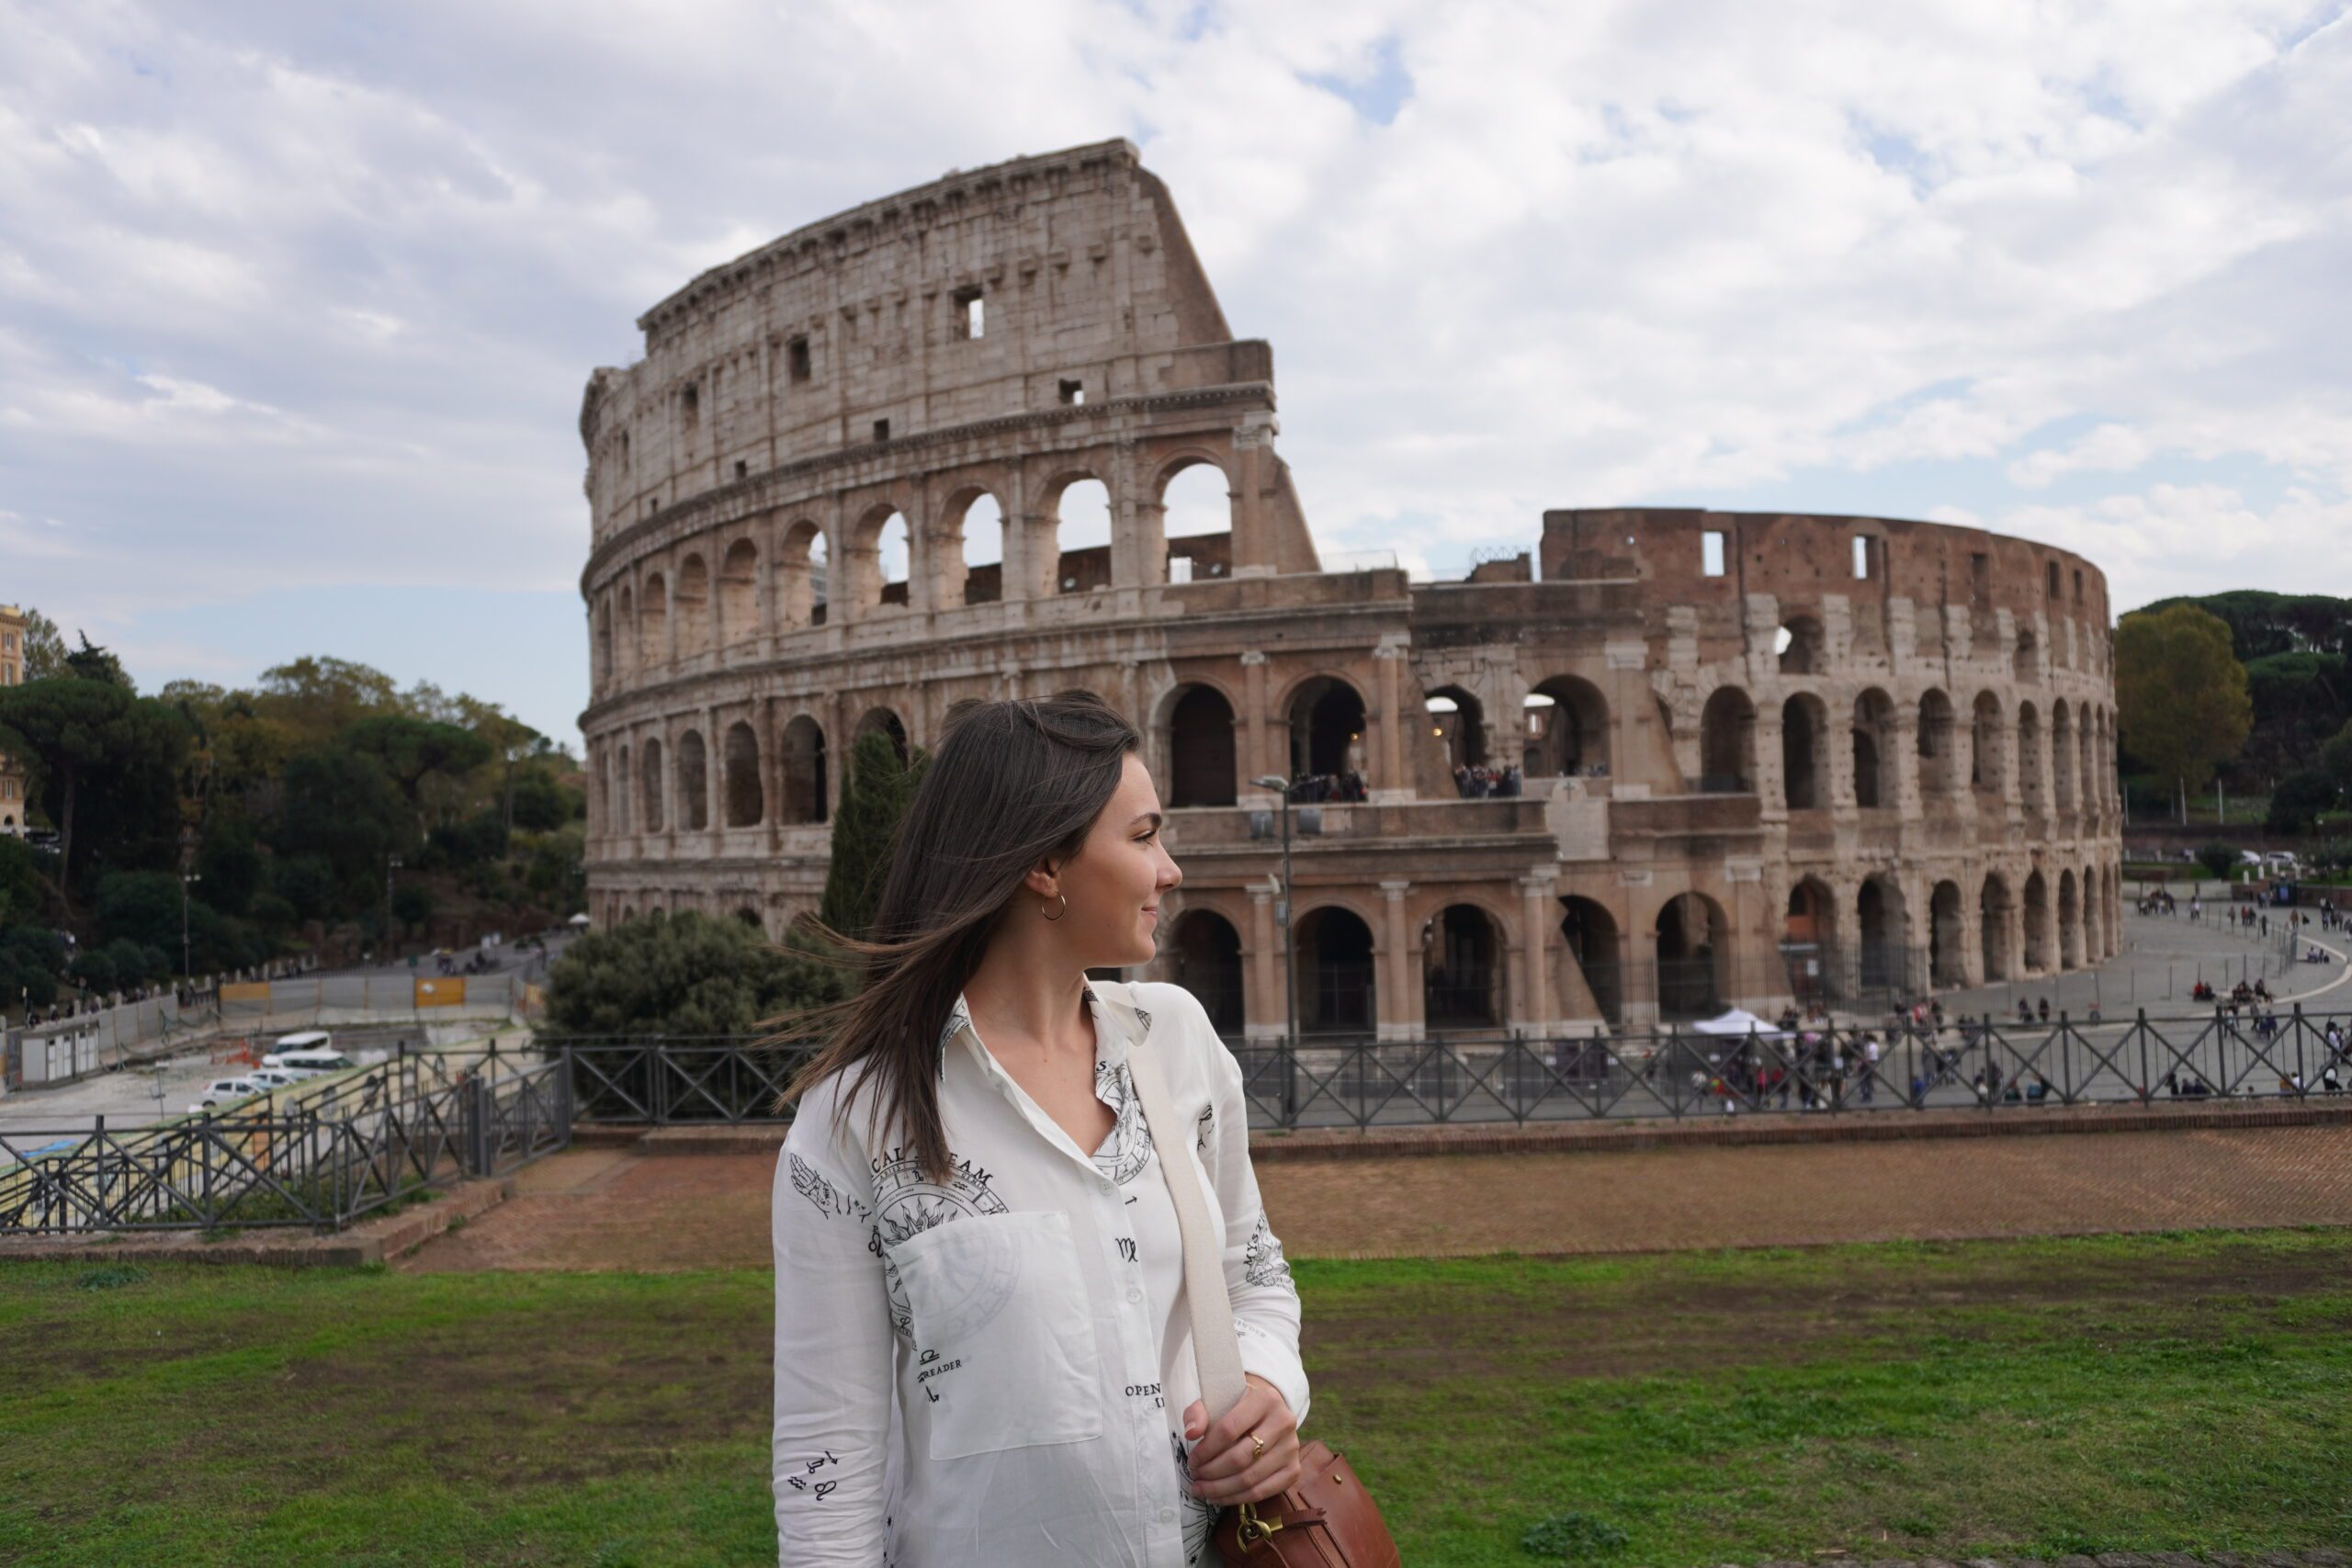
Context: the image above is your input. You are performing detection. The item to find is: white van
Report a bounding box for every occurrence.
[266,1047,356,1078]
[262,1031,334,1072]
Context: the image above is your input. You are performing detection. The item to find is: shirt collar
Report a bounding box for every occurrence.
[941,977,1153,1077]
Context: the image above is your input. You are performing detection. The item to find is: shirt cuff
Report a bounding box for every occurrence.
[1235,1320,1311,1433]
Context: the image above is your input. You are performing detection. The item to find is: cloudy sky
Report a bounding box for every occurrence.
[4,0,2347,756]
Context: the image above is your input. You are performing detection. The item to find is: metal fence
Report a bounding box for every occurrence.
[531,1006,2352,1133]
[0,1045,569,1235]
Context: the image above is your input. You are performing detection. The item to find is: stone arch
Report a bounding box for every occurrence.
[1781,693,1829,809]
[724,720,763,828]
[594,748,612,835]
[620,903,638,923]
[595,600,615,690]
[1046,472,1114,595]
[940,485,1006,607]
[735,906,765,935]
[2052,699,2076,813]
[1929,879,1965,987]
[2080,859,2103,962]
[1917,689,1957,796]
[1856,874,1908,993]
[2018,701,2045,813]
[1778,614,1825,675]
[1851,688,1895,808]
[1165,682,1238,807]
[1656,890,1730,1019]
[719,538,759,645]
[1294,903,1377,1035]
[616,585,635,674]
[2013,627,2038,682]
[1557,896,1623,1026]
[638,737,665,832]
[1980,872,2016,982]
[675,553,711,657]
[1784,875,1838,1006]
[2057,867,2081,969]
[1157,455,1234,584]
[778,519,828,627]
[854,705,910,768]
[2078,714,2098,819]
[854,504,912,610]
[781,714,828,823]
[674,728,709,830]
[1971,691,2005,795]
[639,571,668,665]
[1425,683,1487,773]
[1699,685,1757,793]
[1424,902,1508,1030]
[1168,906,1245,1034]
[1524,675,1610,777]
[1282,673,1368,783]
[2022,869,2051,972]
[616,741,633,833]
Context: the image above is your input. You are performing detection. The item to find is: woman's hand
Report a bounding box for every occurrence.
[1182,1372,1301,1506]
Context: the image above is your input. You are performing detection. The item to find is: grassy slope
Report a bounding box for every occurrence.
[3,1228,2349,1565]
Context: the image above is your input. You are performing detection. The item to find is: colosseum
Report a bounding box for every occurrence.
[577,139,2124,1041]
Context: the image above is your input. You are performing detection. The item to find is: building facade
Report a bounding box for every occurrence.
[0,604,25,838]
[576,141,2123,1040]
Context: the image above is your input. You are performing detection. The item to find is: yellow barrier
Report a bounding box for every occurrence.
[220,982,271,1004]
[413,977,467,1009]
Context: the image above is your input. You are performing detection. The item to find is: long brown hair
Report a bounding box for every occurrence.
[761,690,1142,1184]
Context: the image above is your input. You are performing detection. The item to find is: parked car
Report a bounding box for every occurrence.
[186,1077,266,1112]
[245,1067,304,1090]
[264,1047,355,1077]
[2263,851,2302,873]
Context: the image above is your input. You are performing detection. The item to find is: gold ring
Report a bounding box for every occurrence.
[1250,1432,1266,1461]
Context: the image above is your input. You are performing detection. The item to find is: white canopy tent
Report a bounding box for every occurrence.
[1689,1007,1789,1039]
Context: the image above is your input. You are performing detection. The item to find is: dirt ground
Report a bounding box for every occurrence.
[397,1122,2352,1273]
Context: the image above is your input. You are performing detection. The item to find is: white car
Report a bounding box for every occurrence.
[246,1067,304,1090]
[186,1076,266,1112]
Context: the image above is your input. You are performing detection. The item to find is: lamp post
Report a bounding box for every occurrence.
[386,855,403,963]
[180,872,201,981]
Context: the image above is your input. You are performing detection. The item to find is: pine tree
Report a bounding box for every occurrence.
[818,730,930,943]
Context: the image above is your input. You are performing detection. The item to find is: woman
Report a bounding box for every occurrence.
[765,692,1309,1566]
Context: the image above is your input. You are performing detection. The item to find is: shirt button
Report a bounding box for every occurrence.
[1127,1285,1143,1303]
[1159,1506,1176,1523]
[1098,1177,1114,1194]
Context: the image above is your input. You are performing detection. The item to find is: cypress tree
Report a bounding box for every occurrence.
[818,729,929,944]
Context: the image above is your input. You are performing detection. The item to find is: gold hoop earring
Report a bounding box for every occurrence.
[1040,892,1068,921]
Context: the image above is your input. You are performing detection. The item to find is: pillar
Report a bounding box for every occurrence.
[1240,651,1270,790]
[1520,871,1555,1036]
[1248,887,1280,1042]
[1380,880,1410,1043]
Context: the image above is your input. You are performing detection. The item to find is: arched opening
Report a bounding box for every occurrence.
[777,520,828,627]
[620,904,638,923]
[1857,875,1906,992]
[1851,689,1894,808]
[781,715,828,823]
[724,720,763,828]
[1053,477,1113,595]
[1781,694,1828,809]
[595,602,615,690]
[1295,906,1376,1035]
[1929,880,1964,987]
[1426,684,1487,774]
[854,706,910,769]
[616,742,632,833]
[1782,876,1836,1005]
[2079,860,2103,960]
[2022,870,2051,972]
[639,738,665,832]
[875,511,911,608]
[1917,689,1956,796]
[2052,700,2076,813]
[2057,868,2081,969]
[1424,904,1505,1030]
[639,572,668,665]
[1167,684,1238,807]
[1656,891,1728,1019]
[1980,873,2015,982]
[956,491,1005,606]
[1169,908,1245,1034]
[616,586,635,675]
[1159,461,1232,584]
[594,750,612,835]
[674,729,708,831]
[1698,687,1756,794]
[1777,615,1824,675]
[2013,628,2037,682]
[1524,677,1609,777]
[675,554,711,657]
[736,906,763,932]
[1286,676,1367,785]
[1971,692,2004,795]
[719,538,758,645]
[2018,702,2044,813]
[2078,717,2098,818]
[1557,897,1622,1026]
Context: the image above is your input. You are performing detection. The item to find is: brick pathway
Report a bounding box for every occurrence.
[397,1118,2352,1272]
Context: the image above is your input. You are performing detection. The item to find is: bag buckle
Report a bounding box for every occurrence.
[1234,1500,1286,1550]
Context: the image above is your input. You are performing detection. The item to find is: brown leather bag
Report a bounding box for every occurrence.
[1125,1030,1403,1568]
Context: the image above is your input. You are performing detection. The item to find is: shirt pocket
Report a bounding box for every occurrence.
[889,1208,1104,1461]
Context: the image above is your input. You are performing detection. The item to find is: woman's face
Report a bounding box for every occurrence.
[1052,752,1183,968]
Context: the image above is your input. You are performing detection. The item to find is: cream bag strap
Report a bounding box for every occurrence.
[1126,1037,1250,1423]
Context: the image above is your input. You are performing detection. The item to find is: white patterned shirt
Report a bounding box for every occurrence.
[771,977,1309,1567]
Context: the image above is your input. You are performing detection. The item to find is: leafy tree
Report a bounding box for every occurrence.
[2196,842,2241,881]
[519,823,585,910]
[62,633,133,690]
[2115,604,2253,819]
[12,606,68,681]
[819,731,930,944]
[340,715,493,835]
[270,749,412,906]
[194,807,264,917]
[540,909,852,1038]
[508,766,573,833]
[0,677,195,910]
[391,883,436,933]
[269,855,336,923]
[253,656,402,744]
[0,837,42,930]
[2267,769,2336,834]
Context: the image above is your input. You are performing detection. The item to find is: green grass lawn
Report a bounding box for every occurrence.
[5,1228,2352,1565]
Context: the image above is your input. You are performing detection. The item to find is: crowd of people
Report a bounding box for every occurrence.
[1450,764,1524,798]
[1284,770,1367,803]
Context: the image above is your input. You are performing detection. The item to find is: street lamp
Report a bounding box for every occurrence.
[1252,774,1298,1055]
[180,872,201,981]
[386,855,403,961]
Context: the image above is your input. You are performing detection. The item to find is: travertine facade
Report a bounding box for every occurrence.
[578,141,2122,1039]
[0,604,25,838]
